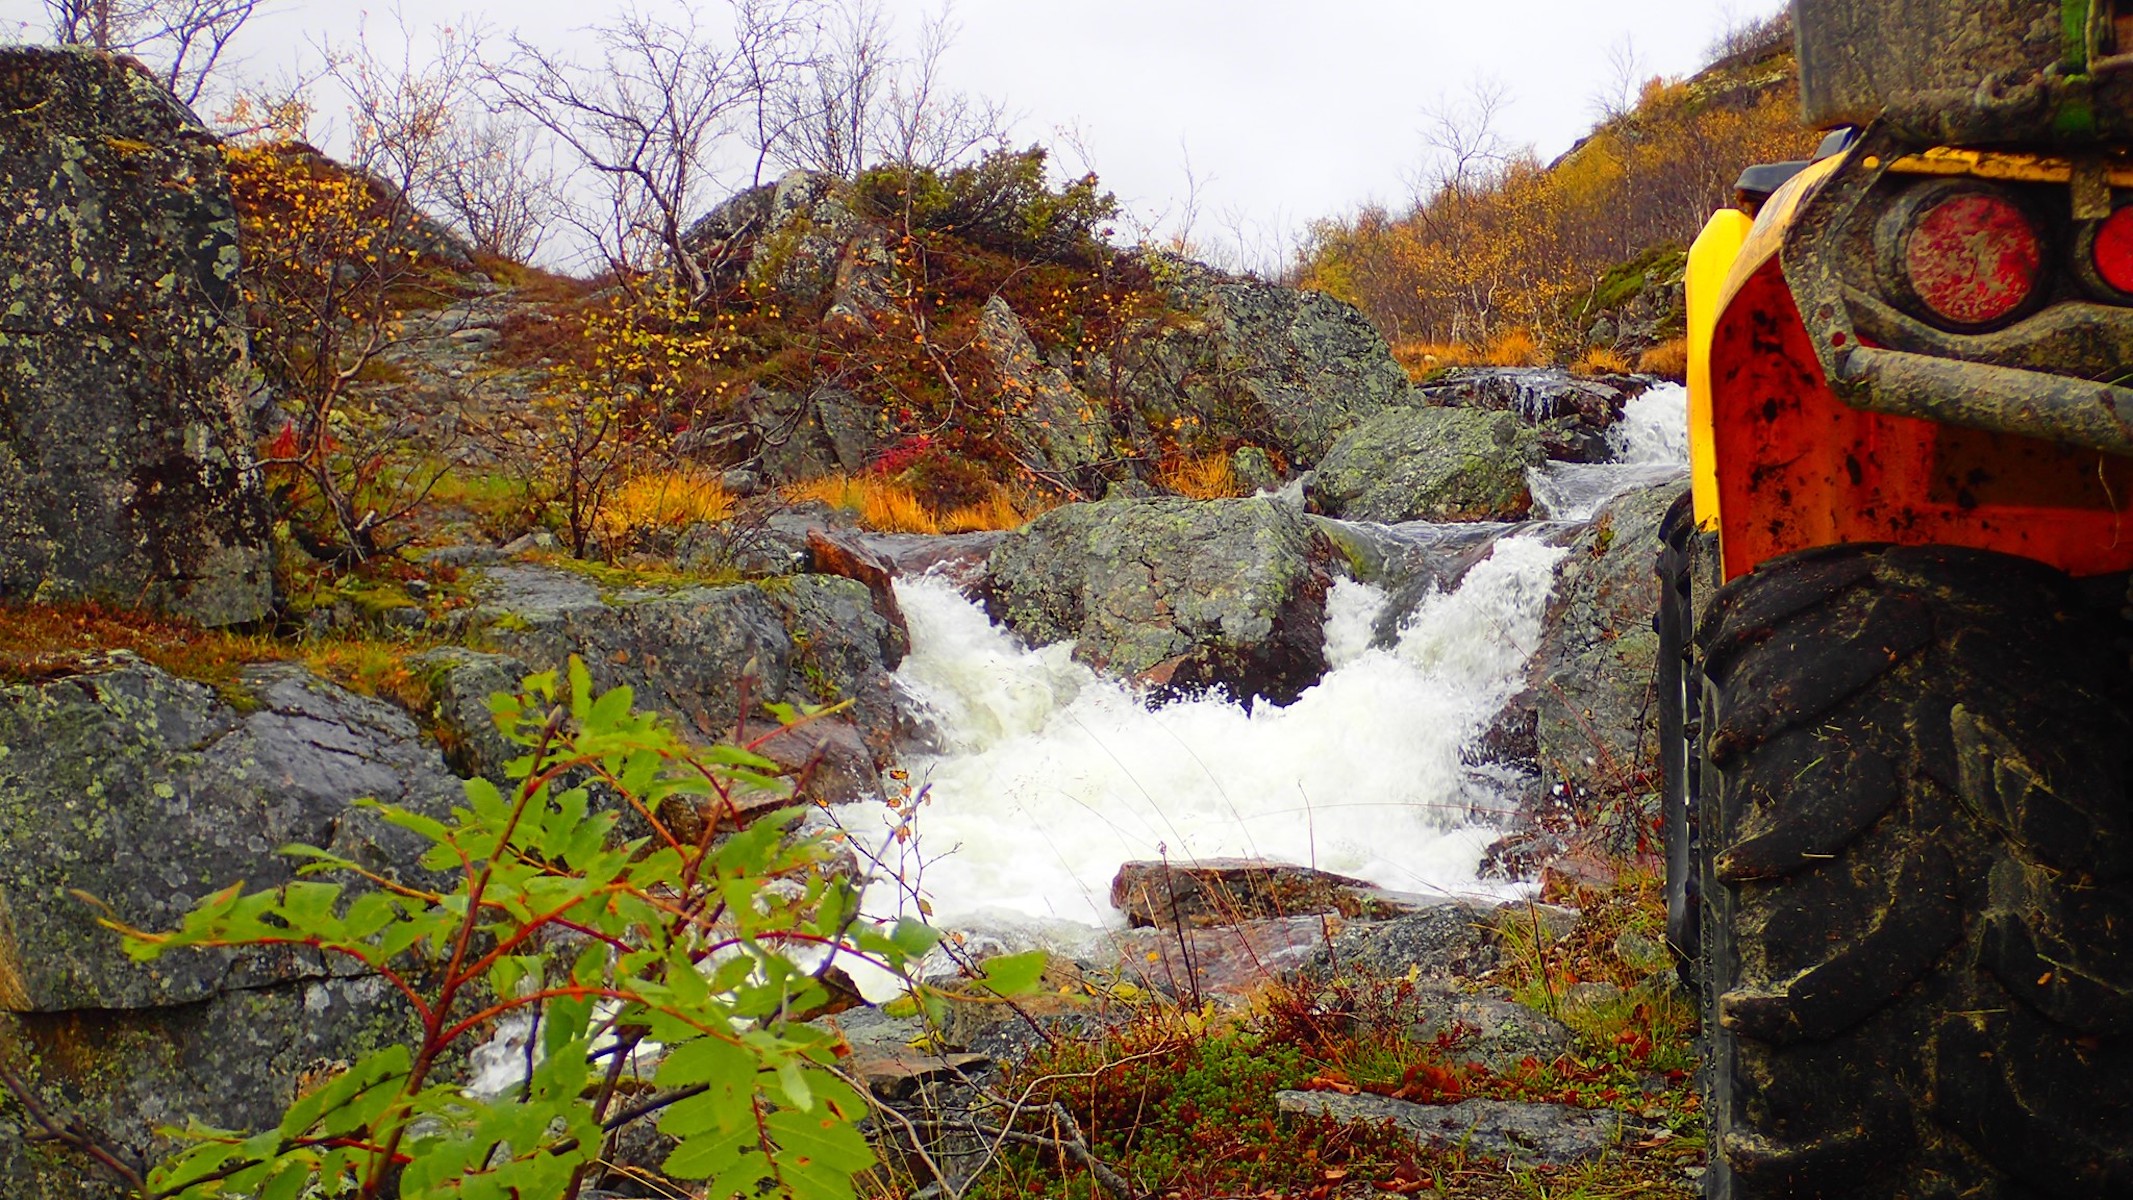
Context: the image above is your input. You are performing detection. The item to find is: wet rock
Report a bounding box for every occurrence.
[1407,990,1576,1071]
[0,48,272,625]
[980,496,1338,705]
[1275,1091,1628,1165]
[1110,859,1428,929]
[1417,367,1650,463]
[412,647,534,780]
[1308,407,1543,524]
[975,297,1109,484]
[0,661,460,1012]
[1093,253,1412,467]
[867,531,1008,590]
[807,527,906,636]
[1305,902,1503,983]
[1115,914,1336,1000]
[1520,479,1687,847]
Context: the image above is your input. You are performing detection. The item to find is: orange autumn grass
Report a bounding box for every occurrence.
[1390,328,1547,379]
[786,473,1034,534]
[598,469,735,536]
[1157,453,1244,500]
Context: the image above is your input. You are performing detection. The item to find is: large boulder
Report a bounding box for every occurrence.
[0,48,272,625]
[1308,406,1544,524]
[0,659,462,1199]
[0,661,460,1012]
[466,564,907,773]
[980,496,1338,705]
[2,976,423,1200]
[1090,254,1412,468]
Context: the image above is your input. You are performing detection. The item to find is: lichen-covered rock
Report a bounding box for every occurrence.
[1517,479,1687,844]
[975,296,1109,484]
[1090,254,1412,467]
[0,661,461,1013]
[1308,406,1544,523]
[0,48,272,625]
[1,975,425,1200]
[471,565,906,769]
[980,496,1337,704]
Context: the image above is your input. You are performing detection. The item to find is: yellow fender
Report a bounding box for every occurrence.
[1685,208,1754,533]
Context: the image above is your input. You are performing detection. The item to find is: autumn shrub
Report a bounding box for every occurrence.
[855,146,1119,264]
[1389,339,1479,379]
[1483,327,1544,367]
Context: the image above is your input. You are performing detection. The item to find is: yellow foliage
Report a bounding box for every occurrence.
[788,474,943,535]
[790,473,1036,534]
[1483,328,1544,367]
[1638,337,1690,381]
[599,470,735,535]
[1157,453,1244,500]
[940,493,1032,533]
[1304,62,1816,350]
[1573,346,1633,374]
[1390,340,1479,379]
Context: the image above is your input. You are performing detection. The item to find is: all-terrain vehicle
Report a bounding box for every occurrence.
[1663,2,2133,1196]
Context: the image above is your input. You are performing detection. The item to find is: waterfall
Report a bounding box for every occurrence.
[1527,382,1690,522]
[837,535,1569,939]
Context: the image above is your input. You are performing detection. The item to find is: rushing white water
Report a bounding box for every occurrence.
[1528,383,1690,522]
[839,535,1569,939]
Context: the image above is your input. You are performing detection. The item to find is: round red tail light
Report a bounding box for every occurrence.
[2092,205,2133,295]
[1901,190,2043,328]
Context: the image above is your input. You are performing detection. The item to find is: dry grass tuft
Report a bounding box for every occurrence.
[1572,345,1633,375]
[599,470,735,536]
[1638,336,1690,381]
[789,472,1039,534]
[788,474,943,534]
[0,603,282,687]
[1157,453,1244,500]
[1483,327,1545,367]
[1390,339,1478,379]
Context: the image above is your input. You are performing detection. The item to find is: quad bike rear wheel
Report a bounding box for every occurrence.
[1661,538,2133,1199]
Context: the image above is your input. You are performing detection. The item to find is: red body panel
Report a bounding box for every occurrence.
[1711,257,2133,580]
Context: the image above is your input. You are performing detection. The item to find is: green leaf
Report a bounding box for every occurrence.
[977,949,1048,997]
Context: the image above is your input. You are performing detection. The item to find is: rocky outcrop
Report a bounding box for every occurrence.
[1088,255,1412,468]
[1308,406,1544,524]
[975,296,1110,484]
[740,384,886,483]
[0,659,461,1198]
[459,563,907,781]
[980,496,1337,704]
[0,47,272,625]
[0,662,459,1012]
[1500,480,1687,849]
[1276,1091,1627,1166]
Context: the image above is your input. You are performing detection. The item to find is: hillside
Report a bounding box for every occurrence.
[1300,25,1813,374]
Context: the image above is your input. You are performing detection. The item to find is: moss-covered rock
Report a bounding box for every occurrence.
[979,496,1336,704]
[0,48,272,626]
[1307,406,1544,524]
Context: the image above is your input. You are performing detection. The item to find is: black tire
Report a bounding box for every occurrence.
[1688,543,2133,1200]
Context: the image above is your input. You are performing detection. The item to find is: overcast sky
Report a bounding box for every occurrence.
[2,0,1782,267]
